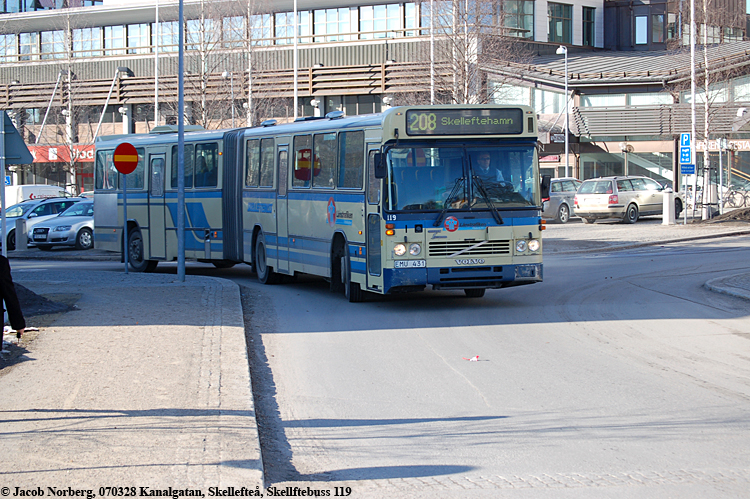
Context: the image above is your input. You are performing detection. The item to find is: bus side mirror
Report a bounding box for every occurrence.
[540,175,551,199]
[373,153,386,179]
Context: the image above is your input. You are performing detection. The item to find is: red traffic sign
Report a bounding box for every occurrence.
[113,142,139,175]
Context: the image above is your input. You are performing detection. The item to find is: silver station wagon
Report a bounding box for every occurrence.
[574,176,683,224]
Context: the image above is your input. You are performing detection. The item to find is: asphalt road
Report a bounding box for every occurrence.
[13,232,750,498]
[229,235,750,498]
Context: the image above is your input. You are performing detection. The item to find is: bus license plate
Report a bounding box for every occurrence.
[394,260,425,269]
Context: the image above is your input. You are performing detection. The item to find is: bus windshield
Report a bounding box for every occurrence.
[384,144,537,211]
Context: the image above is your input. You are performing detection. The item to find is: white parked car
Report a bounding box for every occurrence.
[29,200,94,250]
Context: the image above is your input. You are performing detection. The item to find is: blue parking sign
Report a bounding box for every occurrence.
[4,175,10,186]
[680,146,692,164]
[681,133,691,147]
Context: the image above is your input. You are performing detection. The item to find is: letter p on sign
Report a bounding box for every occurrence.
[113,142,138,175]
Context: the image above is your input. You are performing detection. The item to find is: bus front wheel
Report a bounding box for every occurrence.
[256,234,278,284]
[464,289,486,298]
[128,230,157,272]
[343,252,364,302]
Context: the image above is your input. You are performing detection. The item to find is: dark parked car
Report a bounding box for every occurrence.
[542,177,582,223]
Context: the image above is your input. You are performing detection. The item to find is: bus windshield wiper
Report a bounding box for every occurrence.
[471,176,504,225]
[434,176,466,227]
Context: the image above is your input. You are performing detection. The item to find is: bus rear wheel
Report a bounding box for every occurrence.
[256,234,278,284]
[128,230,158,272]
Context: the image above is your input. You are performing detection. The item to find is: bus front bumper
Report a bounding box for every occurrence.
[382,263,543,293]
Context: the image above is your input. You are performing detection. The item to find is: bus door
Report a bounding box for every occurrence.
[148,153,167,259]
[365,146,383,292]
[276,146,290,273]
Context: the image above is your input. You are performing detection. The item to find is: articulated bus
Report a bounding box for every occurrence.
[94,105,548,301]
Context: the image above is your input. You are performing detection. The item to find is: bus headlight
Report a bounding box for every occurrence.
[528,239,540,252]
[409,243,421,256]
[516,240,527,253]
[394,243,407,256]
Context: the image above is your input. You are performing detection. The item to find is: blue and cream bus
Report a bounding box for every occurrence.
[94,105,548,301]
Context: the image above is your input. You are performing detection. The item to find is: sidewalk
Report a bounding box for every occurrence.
[0,270,263,489]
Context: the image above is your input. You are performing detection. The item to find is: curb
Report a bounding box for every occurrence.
[546,229,750,255]
[704,275,750,302]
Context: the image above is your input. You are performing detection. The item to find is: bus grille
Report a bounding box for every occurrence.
[428,240,511,257]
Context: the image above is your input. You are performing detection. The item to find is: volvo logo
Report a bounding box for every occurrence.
[455,258,485,265]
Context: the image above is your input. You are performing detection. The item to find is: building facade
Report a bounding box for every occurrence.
[1,0,749,196]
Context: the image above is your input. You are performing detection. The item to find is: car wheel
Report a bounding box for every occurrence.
[582,218,596,224]
[464,288,486,298]
[6,230,15,251]
[37,245,53,251]
[557,204,570,224]
[255,233,279,284]
[127,230,157,272]
[675,198,683,217]
[75,228,93,250]
[212,260,236,269]
[623,204,639,224]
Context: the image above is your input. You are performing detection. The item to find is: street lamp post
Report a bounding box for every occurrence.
[556,45,569,178]
[222,71,235,128]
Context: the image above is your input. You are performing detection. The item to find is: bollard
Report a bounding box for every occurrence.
[662,189,675,225]
[14,218,27,250]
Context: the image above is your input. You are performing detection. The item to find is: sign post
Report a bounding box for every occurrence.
[1,111,33,257]
[113,142,138,273]
[679,133,694,224]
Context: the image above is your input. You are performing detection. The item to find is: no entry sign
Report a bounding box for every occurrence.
[113,142,138,175]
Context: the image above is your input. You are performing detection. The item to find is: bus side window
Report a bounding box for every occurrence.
[195,142,218,188]
[293,135,312,188]
[367,149,380,204]
[259,138,274,187]
[246,139,260,187]
[126,148,146,190]
[338,131,364,189]
[313,132,336,189]
[171,144,194,188]
[96,150,116,190]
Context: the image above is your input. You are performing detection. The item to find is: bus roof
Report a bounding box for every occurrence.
[94,104,536,149]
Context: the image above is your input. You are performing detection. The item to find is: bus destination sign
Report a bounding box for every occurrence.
[405,108,524,136]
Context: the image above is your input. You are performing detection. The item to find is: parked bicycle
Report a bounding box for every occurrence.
[722,185,750,209]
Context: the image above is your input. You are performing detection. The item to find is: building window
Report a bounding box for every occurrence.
[73,27,101,57]
[19,32,38,61]
[248,14,272,46]
[274,11,309,44]
[724,26,744,41]
[580,94,627,107]
[360,4,399,39]
[186,18,218,51]
[667,13,677,39]
[582,6,594,46]
[314,7,351,42]
[504,0,534,39]
[652,14,664,43]
[548,3,572,44]
[405,2,417,36]
[41,30,65,59]
[104,25,125,55]
[0,33,17,62]
[153,21,179,52]
[127,23,150,54]
[223,16,245,48]
[635,16,647,44]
